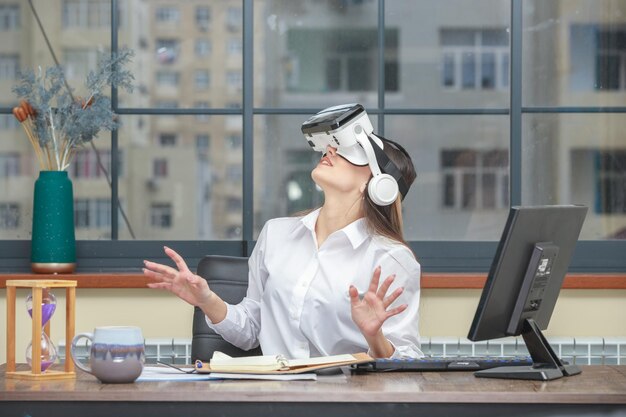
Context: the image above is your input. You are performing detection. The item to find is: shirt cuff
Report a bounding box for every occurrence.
[205,303,236,332]
[367,339,424,359]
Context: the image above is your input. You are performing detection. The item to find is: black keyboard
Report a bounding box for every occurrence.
[354,356,534,372]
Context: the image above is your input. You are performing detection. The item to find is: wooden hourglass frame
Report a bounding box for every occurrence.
[5,279,76,380]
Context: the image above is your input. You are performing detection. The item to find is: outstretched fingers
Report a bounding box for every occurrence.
[164,246,190,273]
[367,266,382,294]
[376,274,396,299]
[385,303,408,319]
[383,286,404,309]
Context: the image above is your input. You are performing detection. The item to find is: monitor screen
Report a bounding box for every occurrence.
[467,205,587,380]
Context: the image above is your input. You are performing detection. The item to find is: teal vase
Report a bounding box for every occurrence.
[31,171,76,274]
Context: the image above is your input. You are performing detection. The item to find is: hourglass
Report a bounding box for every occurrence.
[25,288,58,372]
[6,279,76,380]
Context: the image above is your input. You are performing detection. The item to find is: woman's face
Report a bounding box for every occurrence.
[311,146,372,195]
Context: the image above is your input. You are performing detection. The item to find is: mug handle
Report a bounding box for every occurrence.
[70,332,93,374]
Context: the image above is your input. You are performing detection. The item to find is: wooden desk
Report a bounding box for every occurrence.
[1,365,626,417]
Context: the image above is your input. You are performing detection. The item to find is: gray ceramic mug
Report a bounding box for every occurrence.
[70,326,145,383]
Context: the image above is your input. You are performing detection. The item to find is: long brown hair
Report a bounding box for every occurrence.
[362,136,417,248]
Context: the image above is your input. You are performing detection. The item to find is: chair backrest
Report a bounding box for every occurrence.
[191,255,262,361]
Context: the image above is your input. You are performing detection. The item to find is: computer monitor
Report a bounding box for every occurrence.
[467,205,588,381]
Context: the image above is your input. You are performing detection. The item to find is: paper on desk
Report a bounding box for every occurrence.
[137,366,219,381]
[137,366,317,382]
[210,372,317,381]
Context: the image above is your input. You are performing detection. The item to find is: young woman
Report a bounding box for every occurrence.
[143,134,422,359]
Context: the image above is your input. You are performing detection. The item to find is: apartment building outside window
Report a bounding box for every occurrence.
[156,39,180,65]
[195,39,212,57]
[63,0,110,28]
[596,150,626,214]
[0,203,19,229]
[153,158,168,178]
[0,153,20,177]
[441,149,509,210]
[158,133,177,146]
[156,71,180,86]
[440,28,509,90]
[0,54,18,80]
[0,4,19,31]
[196,6,210,31]
[595,28,626,90]
[195,70,210,89]
[75,198,111,229]
[71,149,111,179]
[155,6,179,24]
[151,203,172,228]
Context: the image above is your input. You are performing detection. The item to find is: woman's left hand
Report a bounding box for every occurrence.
[349,266,407,339]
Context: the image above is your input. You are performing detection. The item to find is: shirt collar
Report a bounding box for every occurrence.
[298,208,370,250]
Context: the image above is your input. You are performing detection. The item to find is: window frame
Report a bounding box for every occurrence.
[0,0,625,273]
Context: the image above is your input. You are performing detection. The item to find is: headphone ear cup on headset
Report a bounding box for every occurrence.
[367,174,399,206]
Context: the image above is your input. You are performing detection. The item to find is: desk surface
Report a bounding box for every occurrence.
[2,364,626,417]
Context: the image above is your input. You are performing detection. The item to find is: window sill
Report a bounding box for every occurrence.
[1,273,625,289]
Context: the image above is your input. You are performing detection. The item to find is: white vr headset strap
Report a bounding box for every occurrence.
[353,124,399,206]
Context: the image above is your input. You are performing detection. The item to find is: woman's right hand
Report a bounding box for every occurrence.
[143,246,215,310]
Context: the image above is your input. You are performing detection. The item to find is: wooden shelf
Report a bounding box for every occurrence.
[1,273,625,289]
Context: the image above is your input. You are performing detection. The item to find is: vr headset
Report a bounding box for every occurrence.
[301,103,410,206]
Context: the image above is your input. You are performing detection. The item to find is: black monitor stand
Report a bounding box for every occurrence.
[474,318,582,380]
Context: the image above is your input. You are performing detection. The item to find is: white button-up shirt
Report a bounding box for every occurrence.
[207,208,423,359]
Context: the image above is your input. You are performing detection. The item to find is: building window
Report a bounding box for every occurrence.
[0,153,20,177]
[63,48,101,79]
[226,6,241,32]
[71,149,111,179]
[226,197,242,211]
[226,164,242,183]
[196,134,210,152]
[440,28,509,90]
[595,29,626,90]
[0,5,19,31]
[156,39,180,64]
[227,38,242,56]
[596,150,626,214]
[0,54,18,80]
[195,101,210,121]
[226,71,242,90]
[158,133,177,146]
[226,134,242,149]
[153,158,168,178]
[195,39,212,57]
[155,101,179,109]
[195,70,210,89]
[151,203,172,228]
[0,115,19,130]
[0,203,19,229]
[156,71,180,86]
[286,28,398,92]
[155,6,179,23]
[74,199,111,228]
[62,0,109,28]
[441,149,509,210]
[195,6,210,31]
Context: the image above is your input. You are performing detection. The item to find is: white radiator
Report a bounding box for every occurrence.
[59,336,626,365]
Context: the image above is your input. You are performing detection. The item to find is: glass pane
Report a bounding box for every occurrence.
[386,0,510,108]
[522,114,626,239]
[524,0,626,106]
[386,115,509,240]
[253,114,379,237]
[118,0,242,109]
[255,0,380,108]
[117,115,242,240]
[0,0,111,107]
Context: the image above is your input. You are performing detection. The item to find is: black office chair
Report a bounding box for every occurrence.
[191,255,263,362]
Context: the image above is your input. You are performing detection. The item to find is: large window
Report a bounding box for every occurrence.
[0,0,624,272]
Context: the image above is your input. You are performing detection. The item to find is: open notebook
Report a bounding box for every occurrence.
[195,351,373,374]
